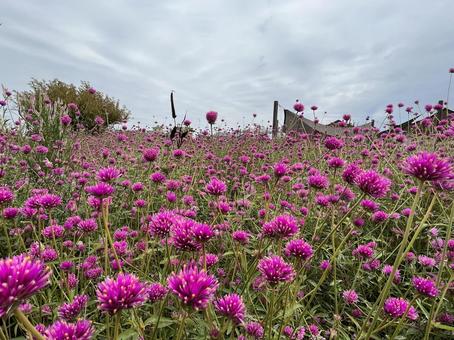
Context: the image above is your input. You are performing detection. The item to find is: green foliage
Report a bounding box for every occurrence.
[20,78,130,129]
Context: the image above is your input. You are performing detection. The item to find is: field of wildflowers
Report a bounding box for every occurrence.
[0,85,453,339]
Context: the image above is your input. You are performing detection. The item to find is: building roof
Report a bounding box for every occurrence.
[283,109,374,136]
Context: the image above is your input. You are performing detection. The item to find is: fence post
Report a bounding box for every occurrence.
[272,101,278,138]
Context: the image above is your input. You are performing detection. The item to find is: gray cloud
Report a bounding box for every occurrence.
[1,0,453,129]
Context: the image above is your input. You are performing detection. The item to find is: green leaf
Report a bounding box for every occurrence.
[144,316,175,329]
[118,328,139,340]
[431,322,454,331]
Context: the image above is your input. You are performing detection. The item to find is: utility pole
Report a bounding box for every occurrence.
[272,100,278,138]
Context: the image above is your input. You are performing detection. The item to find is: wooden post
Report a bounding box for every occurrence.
[272,101,278,138]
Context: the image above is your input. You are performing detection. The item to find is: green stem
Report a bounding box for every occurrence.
[13,308,45,340]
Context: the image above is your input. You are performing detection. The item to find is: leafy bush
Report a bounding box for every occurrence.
[19,79,130,129]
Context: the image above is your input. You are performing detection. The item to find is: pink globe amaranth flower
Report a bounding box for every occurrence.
[191,223,215,242]
[354,170,391,198]
[245,321,264,339]
[258,255,295,285]
[324,136,344,150]
[342,289,358,304]
[171,218,201,251]
[352,244,374,259]
[293,101,305,112]
[450,68,454,73]
[38,193,62,209]
[206,111,218,124]
[60,114,72,126]
[167,263,218,310]
[284,239,313,260]
[96,273,147,314]
[232,230,250,245]
[94,115,104,125]
[88,87,96,94]
[85,182,114,197]
[142,147,159,162]
[96,167,121,182]
[0,255,51,317]
[149,210,180,238]
[384,297,418,320]
[214,293,246,323]
[205,177,227,196]
[412,276,439,297]
[262,214,299,239]
[47,319,94,340]
[147,282,168,303]
[307,174,329,190]
[150,171,166,183]
[2,207,19,219]
[78,218,98,233]
[273,162,287,177]
[403,152,452,182]
[342,163,362,184]
[418,255,436,267]
[58,294,89,321]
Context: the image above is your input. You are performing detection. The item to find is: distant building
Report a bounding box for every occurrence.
[282,109,374,136]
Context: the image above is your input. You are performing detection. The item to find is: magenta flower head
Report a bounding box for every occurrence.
[171,218,202,251]
[88,87,96,94]
[205,177,227,196]
[142,147,160,162]
[214,293,246,323]
[246,321,264,339]
[38,194,62,209]
[355,170,391,198]
[324,136,344,150]
[58,294,89,320]
[232,230,251,245]
[85,182,114,197]
[412,276,439,297]
[0,187,14,205]
[342,163,362,184]
[262,214,299,239]
[307,174,330,189]
[149,210,180,238]
[403,152,452,182]
[148,282,168,303]
[273,162,288,178]
[0,255,51,317]
[258,255,295,285]
[191,223,215,243]
[293,101,305,112]
[206,111,218,125]
[342,290,359,304]
[384,297,418,320]
[47,319,94,340]
[96,273,147,314]
[167,262,218,310]
[96,167,121,182]
[284,239,313,260]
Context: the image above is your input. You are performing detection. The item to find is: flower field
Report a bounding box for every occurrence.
[0,93,454,339]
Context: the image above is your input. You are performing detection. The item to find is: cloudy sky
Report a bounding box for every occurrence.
[1,0,453,129]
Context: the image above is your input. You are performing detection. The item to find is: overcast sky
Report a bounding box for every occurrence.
[1,0,453,130]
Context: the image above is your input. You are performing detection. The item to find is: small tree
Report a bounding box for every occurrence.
[20,79,130,129]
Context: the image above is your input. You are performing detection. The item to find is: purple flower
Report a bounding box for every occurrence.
[142,147,160,162]
[171,218,202,251]
[167,263,218,310]
[191,223,215,242]
[258,255,295,285]
[96,167,121,182]
[262,214,299,239]
[205,177,227,196]
[352,244,374,259]
[38,194,62,209]
[0,187,14,204]
[0,255,51,317]
[307,174,330,190]
[403,152,452,182]
[206,111,218,124]
[342,163,362,184]
[384,297,418,320]
[324,136,344,150]
[355,170,391,198]
[284,239,313,260]
[273,162,288,178]
[47,319,94,340]
[245,321,264,339]
[293,101,305,112]
[342,290,358,304]
[58,294,89,320]
[412,276,439,297]
[213,293,246,323]
[149,210,180,238]
[96,273,147,314]
[147,282,168,303]
[232,230,250,245]
[85,182,114,197]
